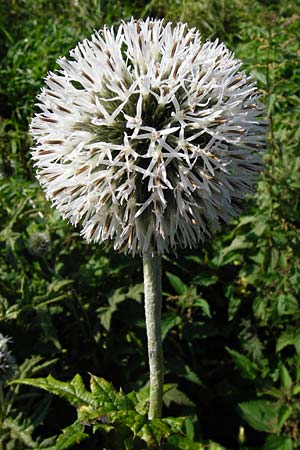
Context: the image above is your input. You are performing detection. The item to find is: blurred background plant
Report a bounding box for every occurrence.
[0,0,299,448]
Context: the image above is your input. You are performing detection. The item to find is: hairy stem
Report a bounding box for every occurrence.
[143,253,164,419]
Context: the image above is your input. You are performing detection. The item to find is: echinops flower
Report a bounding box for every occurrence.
[0,333,17,384]
[30,18,266,256]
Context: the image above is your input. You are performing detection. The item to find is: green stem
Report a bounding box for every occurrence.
[143,253,164,419]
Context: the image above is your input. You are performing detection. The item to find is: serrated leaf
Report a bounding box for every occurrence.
[90,375,133,411]
[226,347,258,380]
[166,272,188,295]
[2,417,36,448]
[239,400,280,433]
[55,423,88,450]
[12,374,94,407]
[100,410,173,447]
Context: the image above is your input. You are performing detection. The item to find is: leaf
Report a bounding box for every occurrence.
[55,423,88,450]
[252,69,267,85]
[263,435,293,450]
[161,312,182,340]
[48,279,73,293]
[193,298,211,318]
[12,374,94,407]
[280,365,293,389]
[276,293,298,316]
[166,272,188,295]
[97,284,143,331]
[165,435,226,450]
[239,400,280,433]
[126,283,144,303]
[163,384,195,407]
[21,274,30,304]
[90,374,133,411]
[216,236,252,265]
[193,272,218,287]
[2,417,36,448]
[226,347,258,380]
[277,405,293,431]
[276,329,300,352]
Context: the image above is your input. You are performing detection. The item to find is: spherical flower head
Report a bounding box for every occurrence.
[0,333,17,384]
[28,231,51,257]
[30,18,267,256]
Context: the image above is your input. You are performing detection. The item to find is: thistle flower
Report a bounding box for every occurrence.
[30,18,266,256]
[0,333,17,384]
[28,231,51,257]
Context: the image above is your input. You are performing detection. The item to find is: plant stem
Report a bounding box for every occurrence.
[143,253,164,420]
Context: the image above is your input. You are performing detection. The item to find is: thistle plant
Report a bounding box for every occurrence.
[30,18,266,419]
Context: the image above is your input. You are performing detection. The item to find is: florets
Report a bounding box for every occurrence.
[31,18,266,255]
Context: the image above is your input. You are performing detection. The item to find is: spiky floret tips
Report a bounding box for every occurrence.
[30,18,266,255]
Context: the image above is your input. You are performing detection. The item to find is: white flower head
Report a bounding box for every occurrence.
[30,18,267,256]
[0,333,16,384]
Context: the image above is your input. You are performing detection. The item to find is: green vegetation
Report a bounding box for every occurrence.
[0,0,299,448]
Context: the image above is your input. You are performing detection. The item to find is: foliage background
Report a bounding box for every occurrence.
[0,0,299,448]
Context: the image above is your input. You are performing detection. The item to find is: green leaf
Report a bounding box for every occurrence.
[166,272,188,295]
[12,374,94,407]
[90,374,133,411]
[280,365,293,389]
[2,418,36,448]
[226,347,258,380]
[48,279,73,293]
[126,283,144,303]
[252,69,267,85]
[163,384,195,407]
[97,284,143,331]
[161,312,182,340]
[277,405,293,431]
[193,272,218,287]
[21,274,30,304]
[276,329,300,352]
[55,423,89,450]
[165,435,226,450]
[216,236,252,265]
[263,435,293,450]
[192,298,211,318]
[239,400,280,433]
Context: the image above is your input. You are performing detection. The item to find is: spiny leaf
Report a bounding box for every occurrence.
[90,374,134,410]
[12,374,94,407]
[2,418,36,448]
[55,423,88,450]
